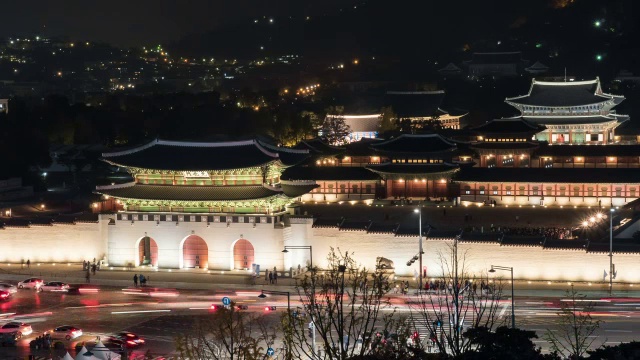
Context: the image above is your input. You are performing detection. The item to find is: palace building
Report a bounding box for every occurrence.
[505,78,628,144]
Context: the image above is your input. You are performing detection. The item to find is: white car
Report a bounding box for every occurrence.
[17,278,43,290]
[0,283,17,294]
[38,281,70,292]
[0,322,33,338]
[48,325,83,341]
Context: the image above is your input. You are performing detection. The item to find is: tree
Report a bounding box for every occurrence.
[587,341,640,360]
[544,286,603,359]
[462,326,552,360]
[410,234,505,357]
[378,107,397,135]
[175,302,274,360]
[320,115,351,146]
[283,248,419,360]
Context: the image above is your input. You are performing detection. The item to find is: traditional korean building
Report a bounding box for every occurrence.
[464,52,528,78]
[92,139,317,270]
[468,118,545,168]
[505,78,628,144]
[96,139,316,214]
[366,134,461,199]
[385,91,466,129]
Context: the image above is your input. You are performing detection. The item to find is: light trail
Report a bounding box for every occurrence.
[112,310,171,315]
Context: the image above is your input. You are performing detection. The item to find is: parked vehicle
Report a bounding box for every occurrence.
[17,278,43,290]
[38,282,70,292]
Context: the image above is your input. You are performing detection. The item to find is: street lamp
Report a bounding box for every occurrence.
[258,289,291,310]
[282,246,313,268]
[609,208,615,295]
[413,207,427,291]
[489,265,515,329]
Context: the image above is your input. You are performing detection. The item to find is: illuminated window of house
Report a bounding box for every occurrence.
[479,186,485,195]
[532,186,538,196]
[464,186,471,195]
[505,186,512,195]
[492,186,499,195]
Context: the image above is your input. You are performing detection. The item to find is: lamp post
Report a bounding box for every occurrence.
[258,289,291,310]
[414,207,424,291]
[489,265,515,329]
[609,208,615,295]
[282,246,313,269]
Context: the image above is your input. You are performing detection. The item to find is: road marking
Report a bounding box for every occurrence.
[112,310,171,315]
[66,303,138,309]
[499,303,509,317]
[605,330,632,332]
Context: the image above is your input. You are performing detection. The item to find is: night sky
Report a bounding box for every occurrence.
[1,0,353,46]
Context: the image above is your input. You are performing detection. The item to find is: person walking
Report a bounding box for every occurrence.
[140,274,146,287]
[268,271,273,284]
[91,264,97,275]
[273,271,278,284]
[265,269,269,283]
[26,259,30,269]
[133,274,138,287]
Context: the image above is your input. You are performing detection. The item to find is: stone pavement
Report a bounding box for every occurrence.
[1,263,640,298]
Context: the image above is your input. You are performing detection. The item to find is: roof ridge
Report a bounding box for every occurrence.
[259,141,309,154]
[387,90,445,95]
[102,139,277,158]
[96,182,136,190]
[532,79,598,86]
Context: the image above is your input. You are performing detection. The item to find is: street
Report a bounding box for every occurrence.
[1,281,640,359]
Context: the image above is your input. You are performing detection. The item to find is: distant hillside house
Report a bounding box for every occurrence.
[506,78,628,144]
[385,91,466,129]
[464,52,528,78]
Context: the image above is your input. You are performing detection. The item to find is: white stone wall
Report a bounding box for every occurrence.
[104,214,285,271]
[460,195,631,208]
[301,228,640,283]
[0,221,108,263]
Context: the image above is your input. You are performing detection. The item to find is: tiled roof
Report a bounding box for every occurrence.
[366,163,459,176]
[312,218,344,228]
[257,142,310,167]
[280,183,320,198]
[293,139,345,156]
[96,183,284,201]
[384,91,445,118]
[102,139,280,171]
[339,220,372,231]
[455,168,640,183]
[281,166,380,181]
[344,138,385,156]
[507,79,619,107]
[370,134,457,154]
[470,118,545,134]
[535,144,640,157]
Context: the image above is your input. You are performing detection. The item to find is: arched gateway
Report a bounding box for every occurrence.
[182,235,208,268]
[233,239,254,270]
[137,236,158,266]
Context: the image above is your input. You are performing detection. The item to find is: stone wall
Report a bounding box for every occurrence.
[0,221,107,263]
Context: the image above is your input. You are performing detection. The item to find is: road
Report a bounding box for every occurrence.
[1,284,640,359]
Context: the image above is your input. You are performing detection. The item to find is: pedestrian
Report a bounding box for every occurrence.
[133,274,138,287]
[140,274,146,287]
[27,259,30,269]
[82,260,86,270]
[91,264,97,275]
[268,271,273,284]
[472,282,478,295]
[265,269,269,283]
[85,270,91,283]
[273,271,278,284]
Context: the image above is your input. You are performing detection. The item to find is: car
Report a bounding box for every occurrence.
[0,322,33,337]
[0,290,11,301]
[47,325,83,341]
[38,281,70,292]
[0,283,17,294]
[17,278,43,290]
[110,331,145,348]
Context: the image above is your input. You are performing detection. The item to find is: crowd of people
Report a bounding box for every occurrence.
[491,226,573,239]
